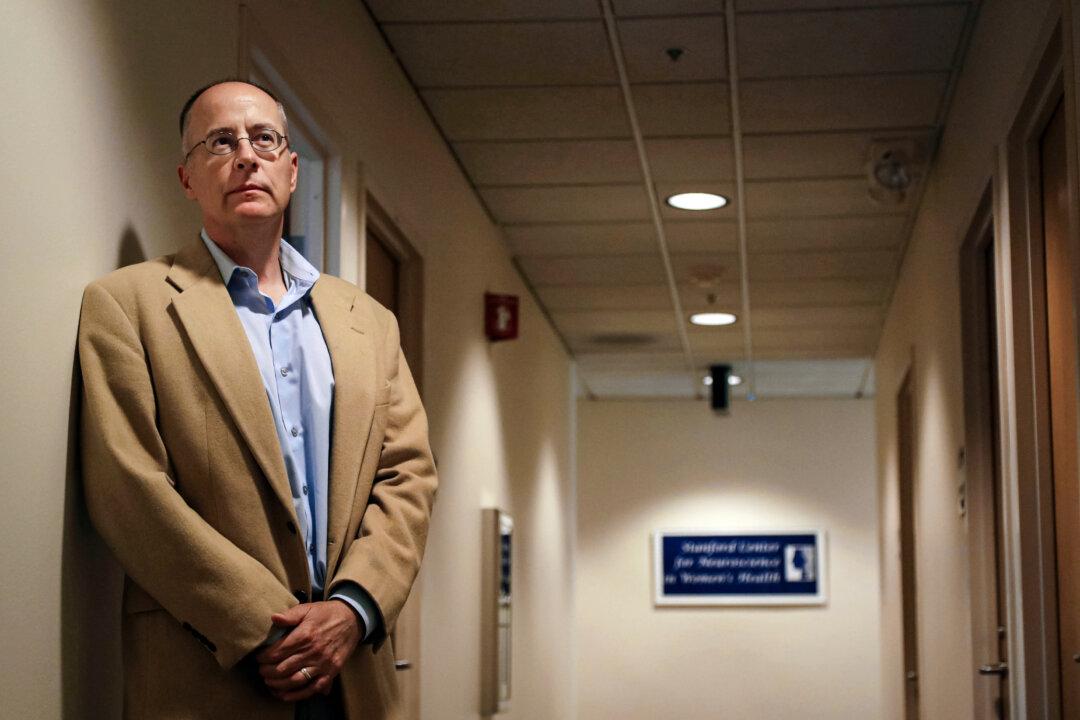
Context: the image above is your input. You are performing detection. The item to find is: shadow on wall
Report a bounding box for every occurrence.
[61,227,146,719]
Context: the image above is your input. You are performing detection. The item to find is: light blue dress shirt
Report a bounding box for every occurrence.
[201,231,379,642]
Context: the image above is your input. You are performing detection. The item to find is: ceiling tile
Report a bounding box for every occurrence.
[506,222,667,256]
[366,0,599,22]
[567,329,684,353]
[741,74,949,133]
[538,284,675,310]
[537,277,889,312]
[663,220,736,252]
[511,220,878,257]
[669,250,898,281]
[553,305,882,337]
[576,351,690,371]
[554,309,689,335]
[737,5,968,78]
[742,249,896,280]
[384,22,614,87]
[737,0,964,11]
[742,216,907,251]
[520,254,668,286]
[750,305,885,327]
[730,278,891,307]
[458,140,639,185]
[633,82,731,135]
[743,131,931,180]
[618,17,727,83]
[481,185,650,223]
[690,326,878,355]
[653,178,914,221]
[423,86,629,140]
[742,178,913,218]
[524,248,896,288]
[613,0,725,16]
[679,279,891,309]
[646,137,734,181]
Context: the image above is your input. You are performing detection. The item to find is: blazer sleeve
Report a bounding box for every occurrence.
[328,309,438,643]
[78,281,298,669]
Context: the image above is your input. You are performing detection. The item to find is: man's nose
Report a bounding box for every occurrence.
[232,138,259,168]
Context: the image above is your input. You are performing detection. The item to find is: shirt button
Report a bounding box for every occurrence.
[302,486,308,495]
[309,544,316,554]
[291,427,299,437]
[280,367,289,377]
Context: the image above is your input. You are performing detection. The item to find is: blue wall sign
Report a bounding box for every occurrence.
[653,529,827,606]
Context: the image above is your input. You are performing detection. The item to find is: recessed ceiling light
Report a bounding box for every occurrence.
[728,374,743,386]
[690,312,737,326]
[666,192,728,211]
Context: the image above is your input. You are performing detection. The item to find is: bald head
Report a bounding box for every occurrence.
[179,79,288,155]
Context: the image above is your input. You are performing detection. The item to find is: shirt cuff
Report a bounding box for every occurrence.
[261,624,289,648]
[330,582,382,643]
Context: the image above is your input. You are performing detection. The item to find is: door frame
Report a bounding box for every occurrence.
[896,367,922,720]
[960,188,1005,719]
[1002,18,1080,718]
[239,7,344,276]
[361,192,425,389]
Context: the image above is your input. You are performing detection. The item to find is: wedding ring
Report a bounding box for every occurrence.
[300,667,313,682]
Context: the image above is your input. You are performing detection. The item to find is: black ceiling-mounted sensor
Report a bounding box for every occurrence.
[710,364,732,414]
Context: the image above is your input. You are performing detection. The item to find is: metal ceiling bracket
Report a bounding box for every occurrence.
[725,0,757,400]
[599,0,702,399]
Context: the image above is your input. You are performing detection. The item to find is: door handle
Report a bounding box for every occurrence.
[395,659,413,671]
[906,671,918,682]
[978,662,1008,676]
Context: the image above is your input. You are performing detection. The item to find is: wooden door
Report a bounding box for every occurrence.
[1041,97,1080,717]
[898,372,921,720]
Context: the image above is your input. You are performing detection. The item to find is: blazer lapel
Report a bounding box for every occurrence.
[310,280,375,575]
[166,239,296,520]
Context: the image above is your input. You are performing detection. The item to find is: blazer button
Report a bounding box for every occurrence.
[286,521,297,535]
[294,589,309,603]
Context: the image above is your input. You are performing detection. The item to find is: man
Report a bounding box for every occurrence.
[78,79,437,719]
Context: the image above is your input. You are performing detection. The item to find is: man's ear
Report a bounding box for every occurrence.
[289,151,299,194]
[177,164,197,200]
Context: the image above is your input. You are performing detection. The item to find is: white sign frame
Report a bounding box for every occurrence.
[652,528,829,607]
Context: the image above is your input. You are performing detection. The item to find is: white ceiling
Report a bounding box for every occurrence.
[363,0,979,400]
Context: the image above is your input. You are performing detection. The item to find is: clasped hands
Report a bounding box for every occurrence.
[256,600,363,703]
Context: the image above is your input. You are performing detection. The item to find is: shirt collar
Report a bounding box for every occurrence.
[200,229,320,293]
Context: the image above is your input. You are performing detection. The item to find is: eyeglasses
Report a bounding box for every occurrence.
[184,128,288,162]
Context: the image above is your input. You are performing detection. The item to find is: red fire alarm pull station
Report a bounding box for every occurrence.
[485,293,519,342]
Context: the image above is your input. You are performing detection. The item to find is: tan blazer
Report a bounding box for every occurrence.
[78,237,437,719]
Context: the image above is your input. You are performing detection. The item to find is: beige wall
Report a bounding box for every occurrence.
[576,399,880,719]
[0,1,576,718]
[873,0,1058,717]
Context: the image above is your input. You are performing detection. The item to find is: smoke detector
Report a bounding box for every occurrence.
[866,138,926,205]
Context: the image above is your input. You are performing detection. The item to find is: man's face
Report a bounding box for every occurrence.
[177,82,297,235]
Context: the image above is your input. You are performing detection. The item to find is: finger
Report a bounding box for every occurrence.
[257,626,313,666]
[259,651,310,680]
[271,603,310,627]
[279,675,333,703]
[263,667,315,690]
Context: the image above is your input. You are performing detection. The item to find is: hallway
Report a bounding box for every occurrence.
[2,0,1080,718]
